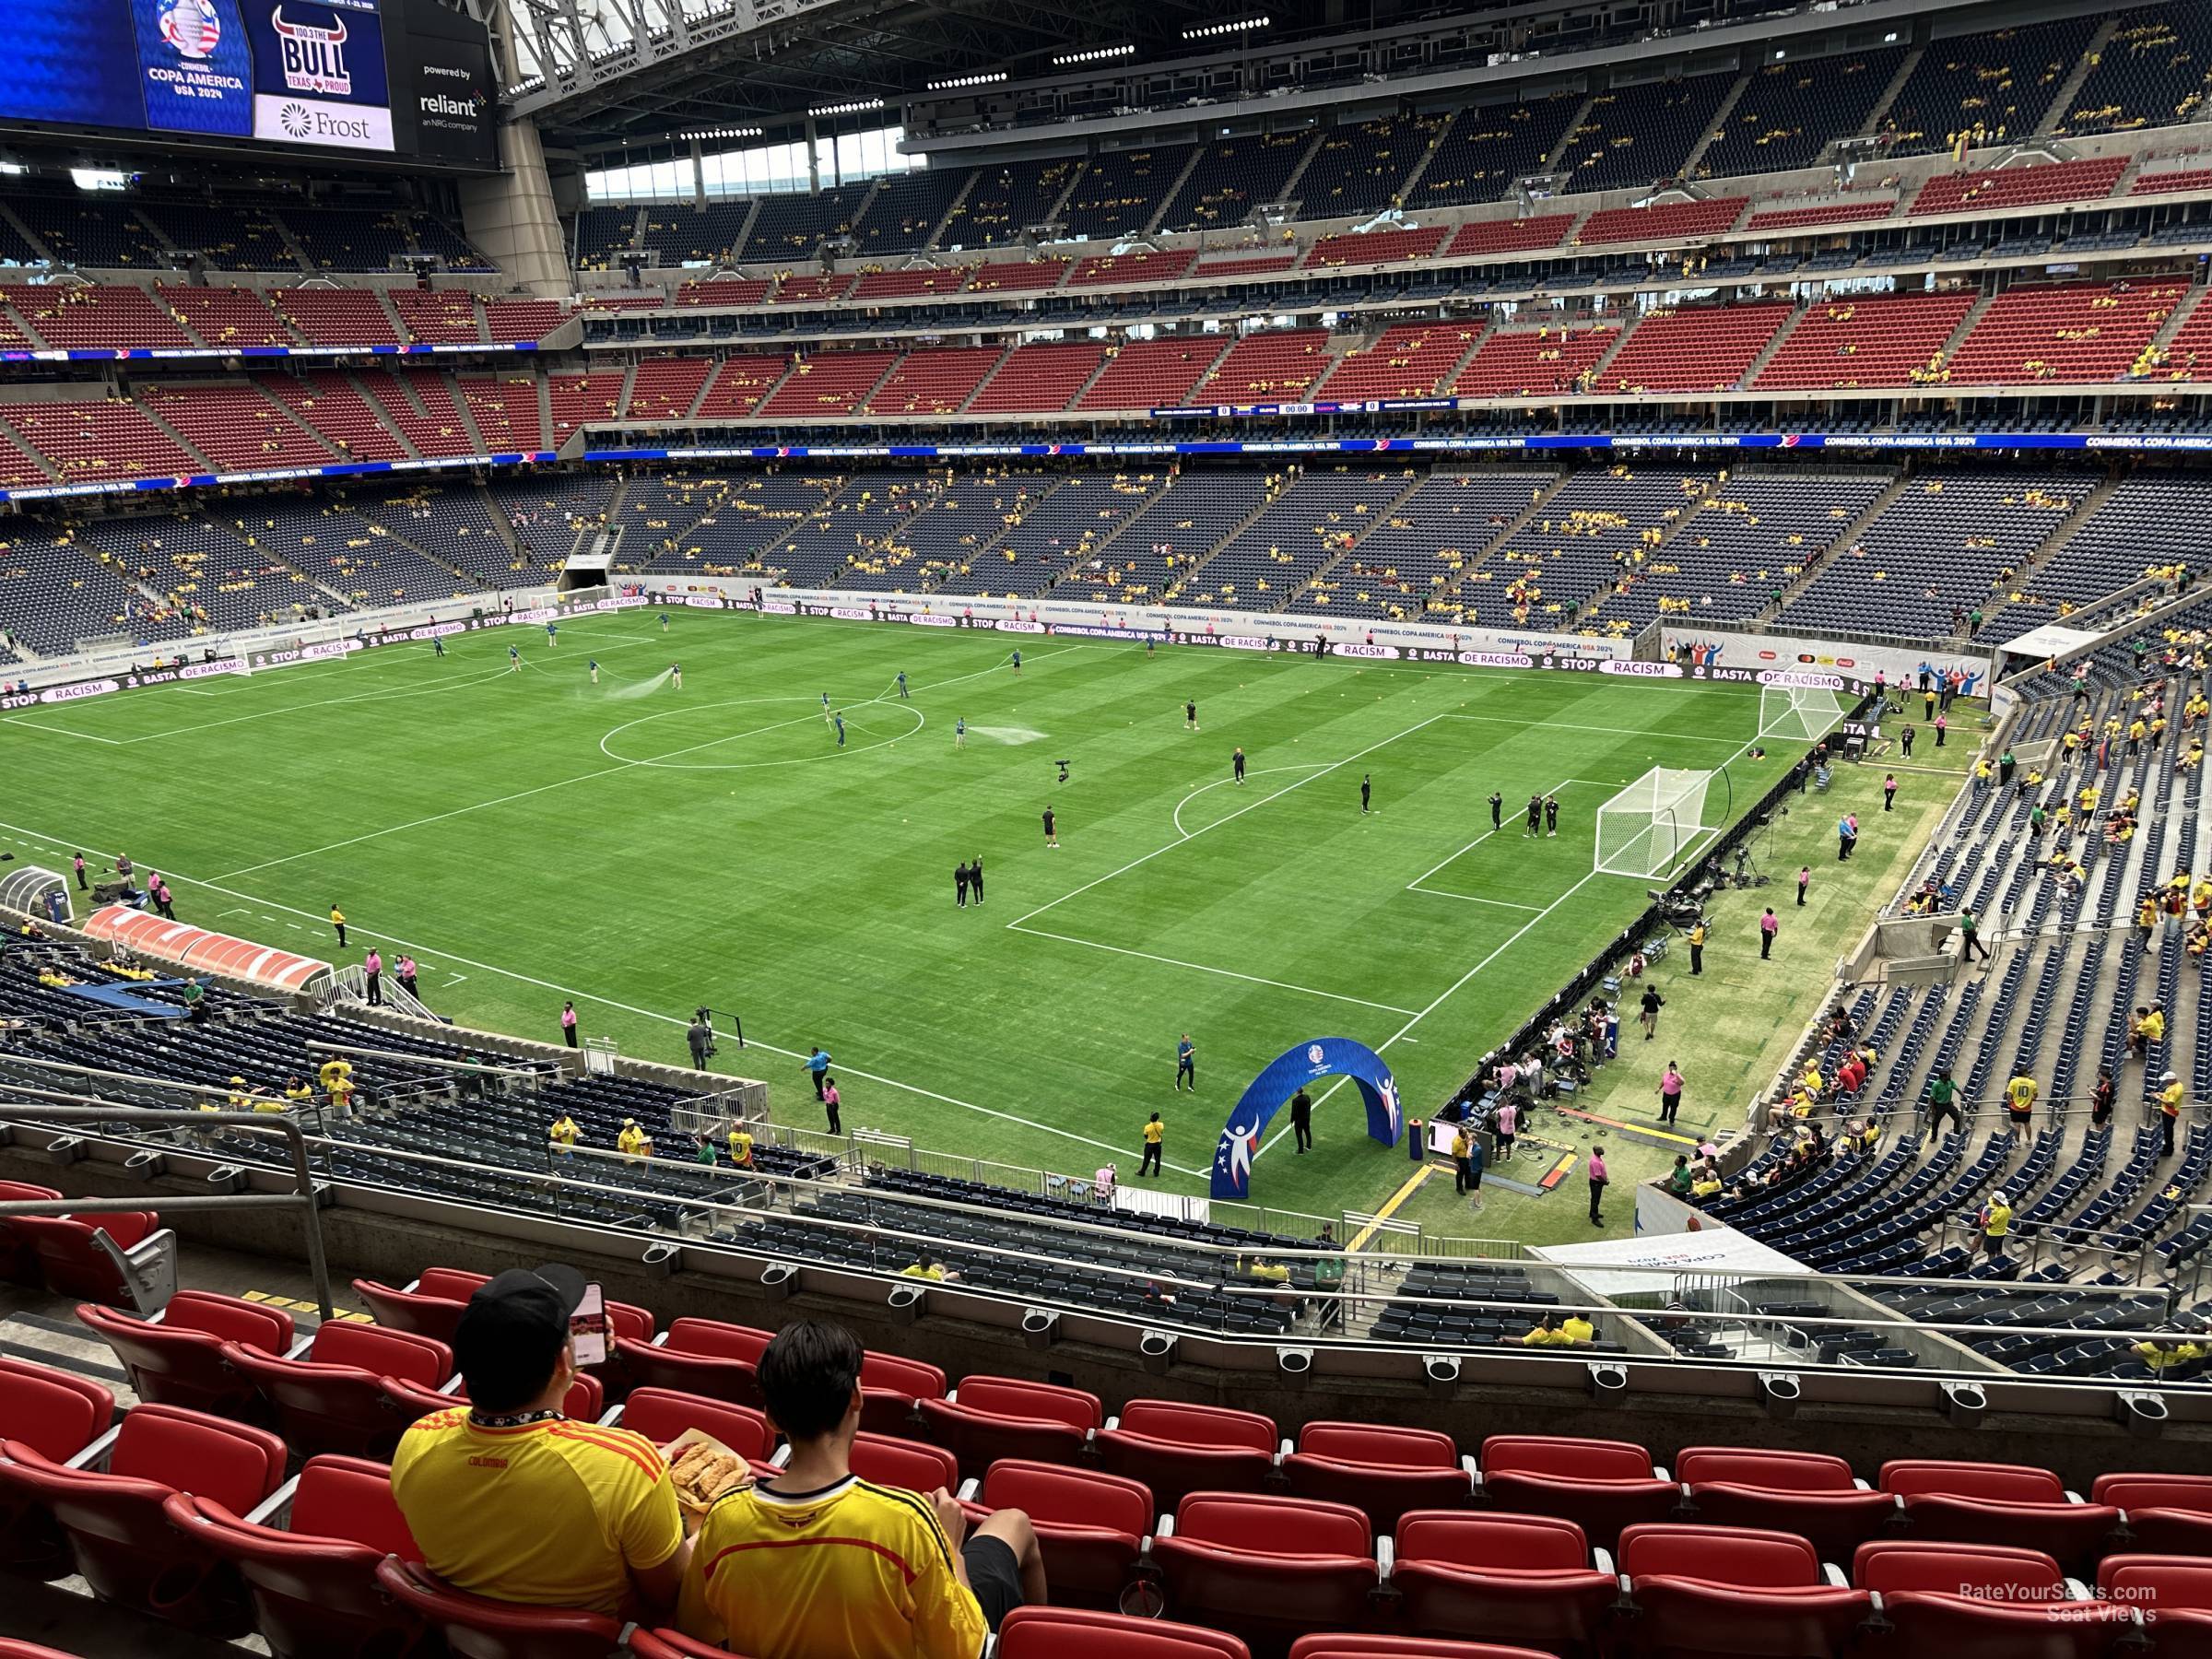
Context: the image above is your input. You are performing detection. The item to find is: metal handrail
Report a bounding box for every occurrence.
[0,1104,333,1319]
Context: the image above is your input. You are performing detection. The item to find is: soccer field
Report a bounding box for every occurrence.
[0,608,1779,1225]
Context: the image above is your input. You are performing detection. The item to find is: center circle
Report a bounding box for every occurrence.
[599,696,925,771]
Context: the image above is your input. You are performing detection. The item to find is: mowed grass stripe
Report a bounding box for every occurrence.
[0,613,1771,1221]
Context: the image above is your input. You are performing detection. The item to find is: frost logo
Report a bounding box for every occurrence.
[271,6,353,96]
[159,0,223,59]
[278,101,312,136]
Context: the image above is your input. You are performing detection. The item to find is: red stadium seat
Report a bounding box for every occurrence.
[848,1430,961,1494]
[997,1605,1252,1658]
[219,1321,453,1458]
[1288,1641,1559,1659]
[6,1211,160,1306]
[614,1316,772,1409]
[611,1388,777,1470]
[1152,1491,1381,1653]
[0,1182,63,1283]
[917,1375,1102,1478]
[963,1458,1154,1608]
[2095,1474,2212,1557]
[861,1349,948,1436]
[1854,1539,2136,1659]
[373,1556,627,1659]
[0,1359,115,1580]
[163,1453,424,1659]
[1098,1399,1277,1508]
[0,1357,114,1465]
[1620,1522,1871,1657]
[0,1403,287,1633]
[349,1275,481,1343]
[1479,1436,1679,1549]
[0,1642,89,1658]
[1677,1446,1895,1562]
[1391,1510,1617,1654]
[2098,1555,2212,1650]
[1285,1423,1476,1531]
[1880,1459,2121,1575]
[380,1371,604,1428]
[76,1291,294,1416]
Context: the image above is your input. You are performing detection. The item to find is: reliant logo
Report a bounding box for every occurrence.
[420,93,479,118]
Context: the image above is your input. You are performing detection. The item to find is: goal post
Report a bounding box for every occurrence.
[1594,767,1719,880]
[1758,682,1844,745]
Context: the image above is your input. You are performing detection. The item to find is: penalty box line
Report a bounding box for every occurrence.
[1403,774,1583,909]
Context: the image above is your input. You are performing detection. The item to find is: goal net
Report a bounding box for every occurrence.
[1594,767,1718,879]
[1758,683,1844,745]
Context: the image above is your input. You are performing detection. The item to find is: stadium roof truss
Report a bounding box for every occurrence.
[491,0,1217,147]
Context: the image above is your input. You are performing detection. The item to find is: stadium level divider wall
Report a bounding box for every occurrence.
[0,343,542,365]
[0,424,2206,508]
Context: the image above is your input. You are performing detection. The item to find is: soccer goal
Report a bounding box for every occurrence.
[1758,682,1845,745]
[1594,767,1721,879]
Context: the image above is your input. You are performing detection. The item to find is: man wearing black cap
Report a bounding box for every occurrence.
[390,1265,691,1618]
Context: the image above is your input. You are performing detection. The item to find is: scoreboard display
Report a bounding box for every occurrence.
[0,0,496,168]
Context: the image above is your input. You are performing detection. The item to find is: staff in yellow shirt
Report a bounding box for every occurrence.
[618,1119,649,1164]
[2159,1069,2185,1159]
[548,1114,581,1156]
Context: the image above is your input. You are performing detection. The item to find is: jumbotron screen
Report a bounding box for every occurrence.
[0,0,497,167]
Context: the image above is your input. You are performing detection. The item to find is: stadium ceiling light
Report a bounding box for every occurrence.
[925,71,1009,90]
[1053,43,1136,65]
[807,98,886,117]
[680,126,763,142]
[1182,15,1270,39]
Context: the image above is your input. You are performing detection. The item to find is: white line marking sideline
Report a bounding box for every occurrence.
[0,810,1203,1179]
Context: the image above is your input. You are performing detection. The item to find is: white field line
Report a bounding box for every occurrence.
[1005,924,1419,1015]
[1171,762,1331,840]
[209,645,1079,881]
[1255,868,1614,1164]
[3,716,123,746]
[1405,775,1578,907]
[0,814,1203,1179]
[1006,709,1456,932]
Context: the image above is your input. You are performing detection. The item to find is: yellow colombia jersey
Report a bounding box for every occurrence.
[389,1411,682,1618]
[681,1475,987,1659]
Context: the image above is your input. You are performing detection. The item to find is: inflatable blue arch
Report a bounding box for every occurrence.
[1209,1036,1404,1200]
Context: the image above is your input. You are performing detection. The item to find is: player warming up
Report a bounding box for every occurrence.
[821,691,832,724]
[1175,1034,1196,1092]
[1232,747,1247,784]
[1185,699,1199,732]
[1524,793,1543,837]
[546,621,558,645]
[670,662,682,689]
[589,659,599,686]
[1041,805,1058,847]
[1488,790,1503,830]
[897,671,909,698]
[956,717,966,749]
[1545,794,1561,838]
[1011,648,1023,676]
[508,644,521,672]
[833,712,846,747]
[1360,773,1372,815]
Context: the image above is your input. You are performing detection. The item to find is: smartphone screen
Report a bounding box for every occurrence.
[570,1282,608,1368]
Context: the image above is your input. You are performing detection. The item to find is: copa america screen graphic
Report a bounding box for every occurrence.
[137,0,254,137]
[159,0,222,56]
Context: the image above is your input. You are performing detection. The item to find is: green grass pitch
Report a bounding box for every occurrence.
[0,608,1782,1229]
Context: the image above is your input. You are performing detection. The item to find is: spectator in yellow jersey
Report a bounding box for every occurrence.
[283,1076,314,1104]
[391,1265,690,1619]
[2133,1006,2166,1062]
[2004,1073,2038,1144]
[679,1319,1044,1658]
[2134,1334,2206,1374]
[317,1055,354,1095]
[618,1119,648,1163]
[549,1113,580,1156]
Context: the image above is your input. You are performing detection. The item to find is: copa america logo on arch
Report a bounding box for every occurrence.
[159,0,224,58]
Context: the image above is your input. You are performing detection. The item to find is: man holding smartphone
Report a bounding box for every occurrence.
[391,1265,690,1620]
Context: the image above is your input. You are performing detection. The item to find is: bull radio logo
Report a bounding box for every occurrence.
[159,0,224,58]
[269,6,355,97]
